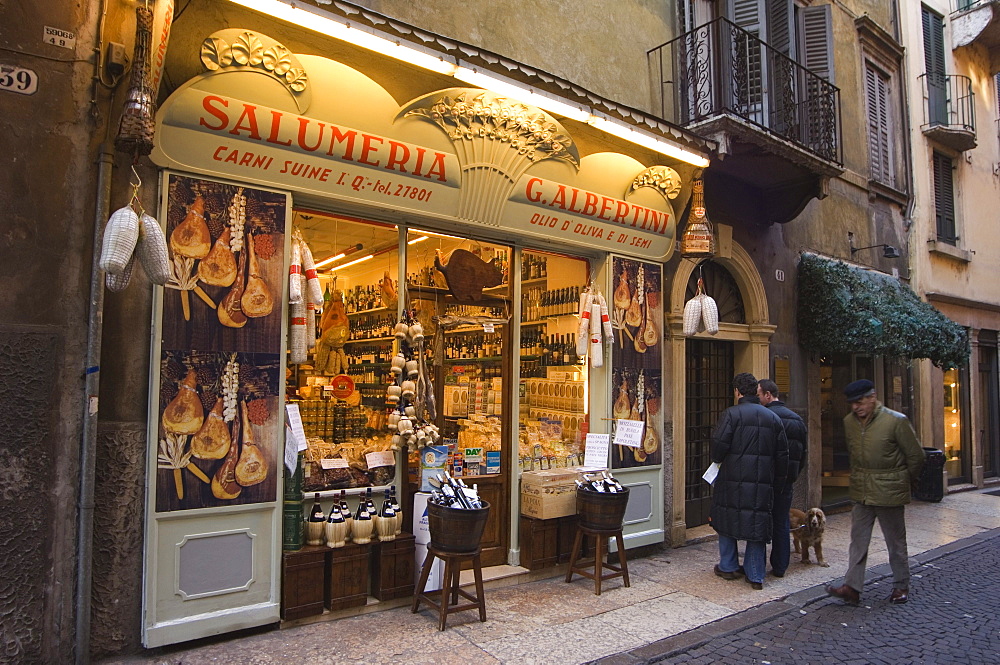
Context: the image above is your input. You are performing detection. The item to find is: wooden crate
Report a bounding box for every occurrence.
[326,542,370,611]
[281,545,327,620]
[520,515,581,570]
[370,532,416,600]
[557,514,580,563]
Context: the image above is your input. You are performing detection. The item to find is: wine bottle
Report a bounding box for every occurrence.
[389,485,402,535]
[380,488,395,519]
[306,493,325,545]
[355,493,371,521]
[339,489,353,530]
[327,502,345,523]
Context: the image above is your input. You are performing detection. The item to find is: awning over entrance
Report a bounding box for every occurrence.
[797,253,969,369]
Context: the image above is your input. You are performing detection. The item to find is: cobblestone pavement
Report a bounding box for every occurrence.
[98,491,1000,665]
[595,529,1000,665]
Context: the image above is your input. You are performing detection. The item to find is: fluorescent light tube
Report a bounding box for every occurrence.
[588,116,710,168]
[226,0,458,74]
[454,65,591,122]
[328,254,374,271]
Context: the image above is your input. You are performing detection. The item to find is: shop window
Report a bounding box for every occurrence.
[943,367,965,483]
[518,250,591,469]
[291,211,401,492]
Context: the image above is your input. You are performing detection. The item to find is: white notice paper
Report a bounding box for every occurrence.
[702,462,720,485]
[284,425,298,475]
[366,450,396,468]
[583,433,611,469]
[285,403,309,452]
[320,458,350,469]
[613,419,645,449]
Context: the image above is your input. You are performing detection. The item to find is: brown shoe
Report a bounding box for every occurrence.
[888,588,908,604]
[826,584,860,606]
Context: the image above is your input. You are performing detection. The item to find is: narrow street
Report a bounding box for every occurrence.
[594,525,1000,665]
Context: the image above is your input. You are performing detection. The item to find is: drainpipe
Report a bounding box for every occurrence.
[893,0,917,242]
[75,141,114,665]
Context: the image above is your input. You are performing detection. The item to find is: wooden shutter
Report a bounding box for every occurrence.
[922,7,946,77]
[729,0,762,32]
[800,4,833,82]
[933,152,956,243]
[768,0,794,57]
[866,64,891,185]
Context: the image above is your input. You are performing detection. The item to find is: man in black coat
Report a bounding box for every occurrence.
[710,372,789,590]
[758,379,807,577]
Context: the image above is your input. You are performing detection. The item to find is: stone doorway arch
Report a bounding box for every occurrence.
[665,238,775,546]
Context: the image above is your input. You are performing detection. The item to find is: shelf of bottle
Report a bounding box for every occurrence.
[344,336,395,344]
[351,382,390,388]
[303,484,395,501]
[346,306,391,316]
[521,313,580,326]
[348,361,391,367]
[447,325,506,334]
[444,356,503,363]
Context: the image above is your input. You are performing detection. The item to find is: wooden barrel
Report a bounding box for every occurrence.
[428,500,491,552]
[577,488,629,531]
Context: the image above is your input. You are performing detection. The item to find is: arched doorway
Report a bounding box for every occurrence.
[666,240,774,544]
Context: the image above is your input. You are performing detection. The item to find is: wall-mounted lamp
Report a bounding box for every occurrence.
[851,243,900,259]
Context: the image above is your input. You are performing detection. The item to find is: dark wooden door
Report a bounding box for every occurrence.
[685,339,734,528]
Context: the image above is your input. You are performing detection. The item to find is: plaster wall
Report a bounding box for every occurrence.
[898,0,1000,451]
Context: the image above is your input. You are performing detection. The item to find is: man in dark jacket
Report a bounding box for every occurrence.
[710,372,789,590]
[758,379,808,577]
[827,379,925,606]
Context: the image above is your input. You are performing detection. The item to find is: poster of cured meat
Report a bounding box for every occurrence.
[154,174,288,511]
[610,256,663,469]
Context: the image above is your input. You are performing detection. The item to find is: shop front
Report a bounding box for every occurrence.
[142,16,710,646]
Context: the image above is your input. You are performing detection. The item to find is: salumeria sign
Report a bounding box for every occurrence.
[156,86,675,259]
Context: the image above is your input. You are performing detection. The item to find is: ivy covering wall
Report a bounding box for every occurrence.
[797,253,969,369]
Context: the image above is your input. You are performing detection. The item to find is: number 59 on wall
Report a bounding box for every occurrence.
[0,65,39,96]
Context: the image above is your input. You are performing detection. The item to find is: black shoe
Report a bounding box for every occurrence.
[747,579,763,590]
[770,570,785,578]
[714,564,744,581]
[888,588,908,604]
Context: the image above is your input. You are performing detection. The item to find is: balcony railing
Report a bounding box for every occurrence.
[649,17,841,165]
[919,73,976,151]
[952,0,991,14]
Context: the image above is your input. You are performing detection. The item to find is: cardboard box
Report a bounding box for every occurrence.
[520,468,581,519]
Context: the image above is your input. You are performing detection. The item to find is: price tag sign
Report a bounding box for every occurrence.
[43,27,76,49]
[366,450,396,468]
[613,419,645,449]
[583,433,610,469]
[320,458,350,469]
[285,403,308,452]
[483,323,495,333]
[0,64,38,96]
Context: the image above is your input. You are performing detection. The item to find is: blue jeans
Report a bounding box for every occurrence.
[770,488,794,575]
[718,535,766,584]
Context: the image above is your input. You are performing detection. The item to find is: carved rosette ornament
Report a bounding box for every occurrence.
[200,30,310,112]
[399,89,580,226]
[627,165,683,201]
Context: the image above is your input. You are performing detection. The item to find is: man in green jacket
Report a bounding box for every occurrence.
[827,379,925,606]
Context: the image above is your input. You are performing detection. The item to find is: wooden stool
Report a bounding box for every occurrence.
[411,545,486,631]
[565,525,630,595]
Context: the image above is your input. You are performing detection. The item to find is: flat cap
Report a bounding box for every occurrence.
[844,379,875,402]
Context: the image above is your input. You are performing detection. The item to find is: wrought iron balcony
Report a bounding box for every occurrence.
[919,73,977,152]
[649,17,842,165]
[648,17,842,226]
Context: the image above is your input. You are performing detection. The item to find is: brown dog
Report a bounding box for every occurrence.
[789,507,829,567]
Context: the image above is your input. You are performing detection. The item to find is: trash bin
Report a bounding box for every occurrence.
[913,447,945,502]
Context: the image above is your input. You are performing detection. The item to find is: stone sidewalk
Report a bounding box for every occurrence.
[99,488,1000,665]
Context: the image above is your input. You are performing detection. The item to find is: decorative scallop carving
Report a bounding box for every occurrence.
[200,30,310,111]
